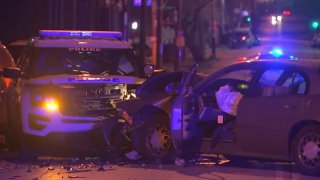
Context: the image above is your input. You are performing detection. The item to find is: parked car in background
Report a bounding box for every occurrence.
[0,42,20,151]
[7,39,29,62]
[311,30,320,47]
[10,30,154,158]
[115,60,320,176]
[228,28,260,49]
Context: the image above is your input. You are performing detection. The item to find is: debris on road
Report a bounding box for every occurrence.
[125,150,141,161]
[67,167,92,173]
[68,175,87,178]
[97,165,106,171]
[174,157,187,167]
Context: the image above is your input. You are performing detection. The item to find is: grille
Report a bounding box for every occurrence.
[59,84,126,116]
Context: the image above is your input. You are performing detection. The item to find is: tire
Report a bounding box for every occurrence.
[132,113,174,163]
[5,113,22,151]
[5,88,22,151]
[102,119,132,159]
[5,127,21,151]
[292,124,320,176]
[18,134,39,161]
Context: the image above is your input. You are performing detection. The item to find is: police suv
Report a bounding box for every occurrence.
[14,30,148,152]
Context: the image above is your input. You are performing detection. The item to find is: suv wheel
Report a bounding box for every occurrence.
[102,119,132,159]
[19,134,39,161]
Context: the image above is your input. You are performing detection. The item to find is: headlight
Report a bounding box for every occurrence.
[44,98,59,111]
[30,85,61,112]
[33,95,60,112]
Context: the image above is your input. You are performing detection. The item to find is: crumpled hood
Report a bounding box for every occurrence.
[25,74,145,85]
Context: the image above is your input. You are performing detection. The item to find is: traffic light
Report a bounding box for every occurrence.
[246,17,251,22]
[312,21,319,29]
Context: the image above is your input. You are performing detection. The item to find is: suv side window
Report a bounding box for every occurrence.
[255,68,307,96]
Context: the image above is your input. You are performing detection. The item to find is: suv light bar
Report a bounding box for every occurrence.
[39,30,122,39]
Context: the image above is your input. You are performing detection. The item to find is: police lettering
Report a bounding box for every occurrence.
[68,48,101,52]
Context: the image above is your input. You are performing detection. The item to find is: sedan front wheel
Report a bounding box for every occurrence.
[292,124,320,176]
[132,114,174,163]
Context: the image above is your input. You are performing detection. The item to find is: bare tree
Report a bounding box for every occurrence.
[182,0,213,63]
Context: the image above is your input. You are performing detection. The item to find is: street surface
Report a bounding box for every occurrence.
[1,35,320,180]
[0,155,318,180]
[168,35,320,75]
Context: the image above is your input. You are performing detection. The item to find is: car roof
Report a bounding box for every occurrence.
[8,39,29,46]
[193,59,320,92]
[258,53,296,60]
[233,59,320,73]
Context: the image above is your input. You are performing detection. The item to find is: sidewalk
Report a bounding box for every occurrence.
[161,46,242,75]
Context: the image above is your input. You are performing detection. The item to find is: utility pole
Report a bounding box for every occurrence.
[122,0,128,41]
[151,0,157,66]
[49,0,53,29]
[73,0,77,29]
[156,0,162,68]
[211,0,216,59]
[221,0,226,34]
[60,0,64,29]
[175,0,184,71]
[139,0,147,64]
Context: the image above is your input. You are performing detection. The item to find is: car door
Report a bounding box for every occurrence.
[0,72,7,125]
[0,44,17,126]
[237,66,309,158]
[171,64,201,156]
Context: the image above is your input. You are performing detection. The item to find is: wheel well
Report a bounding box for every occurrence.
[136,104,171,125]
[288,120,320,157]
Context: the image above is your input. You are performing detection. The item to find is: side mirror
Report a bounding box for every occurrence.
[2,67,21,79]
[165,82,180,95]
[144,64,154,77]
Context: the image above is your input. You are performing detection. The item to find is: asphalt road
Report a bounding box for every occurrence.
[169,34,320,75]
[1,35,320,180]
[0,155,318,180]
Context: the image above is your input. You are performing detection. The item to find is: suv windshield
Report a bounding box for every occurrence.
[26,47,142,77]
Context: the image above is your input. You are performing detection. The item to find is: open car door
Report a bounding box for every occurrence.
[171,64,202,157]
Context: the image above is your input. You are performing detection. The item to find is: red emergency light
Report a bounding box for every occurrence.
[282,10,291,16]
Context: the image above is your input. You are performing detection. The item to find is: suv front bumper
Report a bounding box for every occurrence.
[22,106,105,137]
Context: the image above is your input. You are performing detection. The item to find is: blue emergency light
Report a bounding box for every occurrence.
[39,30,122,39]
[269,48,284,57]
